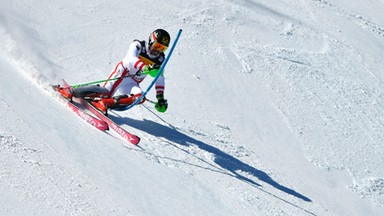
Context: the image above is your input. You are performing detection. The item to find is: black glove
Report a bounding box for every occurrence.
[155,94,168,113]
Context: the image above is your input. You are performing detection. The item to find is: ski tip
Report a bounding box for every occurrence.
[131,136,141,145]
[51,84,60,89]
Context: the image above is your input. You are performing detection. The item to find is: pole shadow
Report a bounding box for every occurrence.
[110,114,312,203]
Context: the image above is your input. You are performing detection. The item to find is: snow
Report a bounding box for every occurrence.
[1,0,384,215]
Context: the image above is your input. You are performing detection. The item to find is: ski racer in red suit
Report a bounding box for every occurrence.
[87,29,170,113]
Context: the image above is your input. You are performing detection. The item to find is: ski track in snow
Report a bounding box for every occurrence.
[312,0,384,38]
[217,0,384,208]
[112,106,319,216]
[0,100,132,216]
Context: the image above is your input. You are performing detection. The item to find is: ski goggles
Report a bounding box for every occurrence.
[151,41,168,52]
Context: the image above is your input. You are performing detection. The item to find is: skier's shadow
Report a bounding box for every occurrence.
[111,115,311,203]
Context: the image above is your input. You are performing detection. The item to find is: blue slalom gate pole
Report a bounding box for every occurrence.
[123,29,183,110]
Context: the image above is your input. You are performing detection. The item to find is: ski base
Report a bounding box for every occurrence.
[52,84,109,131]
[52,79,140,145]
[79,98,141,145]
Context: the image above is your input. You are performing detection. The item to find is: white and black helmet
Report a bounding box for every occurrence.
[148,29,170,48]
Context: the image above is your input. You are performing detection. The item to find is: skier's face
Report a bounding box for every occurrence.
[149,41,167,56]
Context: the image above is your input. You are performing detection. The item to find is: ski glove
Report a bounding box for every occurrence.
[155,94,168,113]
[142,64,161,78]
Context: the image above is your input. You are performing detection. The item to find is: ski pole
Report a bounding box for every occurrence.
[71,68,157,89]
[71,74,141,89]
[145,98,157,104]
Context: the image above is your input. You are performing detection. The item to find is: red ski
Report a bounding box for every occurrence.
[52,84,109,131]
[53,79,140,145]
[78,98,141,145]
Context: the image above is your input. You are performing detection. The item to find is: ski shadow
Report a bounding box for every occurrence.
[111,115,311,203]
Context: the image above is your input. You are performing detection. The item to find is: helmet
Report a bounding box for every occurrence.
[148,29,170,56]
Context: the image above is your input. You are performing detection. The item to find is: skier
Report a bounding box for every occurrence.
[78,29,170,114]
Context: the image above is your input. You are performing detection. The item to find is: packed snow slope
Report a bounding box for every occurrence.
[1,0,384,215]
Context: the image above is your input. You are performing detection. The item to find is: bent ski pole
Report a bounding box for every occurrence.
[71,74,136,89]
[70,67,158,89]
[145,98,157,104]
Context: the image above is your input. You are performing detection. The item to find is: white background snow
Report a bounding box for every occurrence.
[1,0,384,215]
